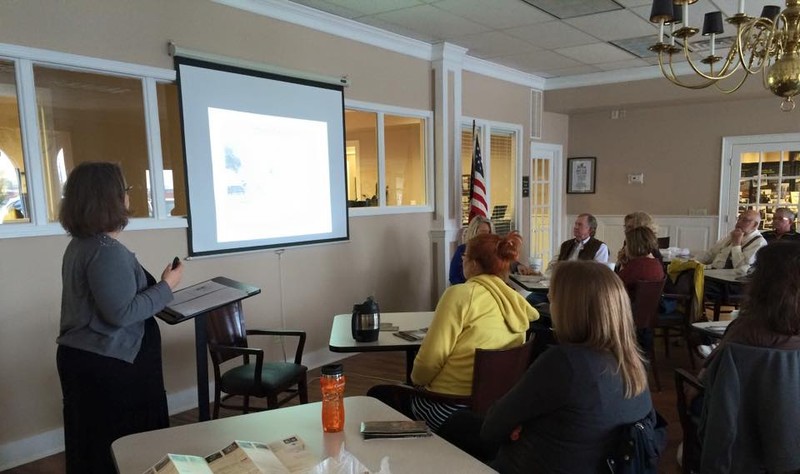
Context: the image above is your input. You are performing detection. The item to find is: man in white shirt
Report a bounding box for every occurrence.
[698,209,766,273]
[551,213,609,265]
[699,209,767,309]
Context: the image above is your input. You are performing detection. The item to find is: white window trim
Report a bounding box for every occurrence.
[345,99,434,217]
[720,133,800,239]
[460,117,524,233]
[0,43,186,239]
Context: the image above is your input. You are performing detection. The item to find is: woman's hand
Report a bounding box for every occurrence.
[161,260,183,290]
[516,263,535,275]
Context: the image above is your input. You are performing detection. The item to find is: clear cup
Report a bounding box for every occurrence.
[530,257,543,273]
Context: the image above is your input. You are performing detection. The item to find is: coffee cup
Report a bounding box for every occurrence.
[530,257,543,273]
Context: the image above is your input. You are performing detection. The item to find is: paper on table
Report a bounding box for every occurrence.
[167,280,247,317]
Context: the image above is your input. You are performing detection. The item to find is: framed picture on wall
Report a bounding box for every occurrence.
[567,157,596,194]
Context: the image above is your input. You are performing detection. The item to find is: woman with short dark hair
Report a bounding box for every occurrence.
[56,162,183,473]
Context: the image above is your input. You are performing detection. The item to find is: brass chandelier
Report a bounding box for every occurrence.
[648,0,800,111]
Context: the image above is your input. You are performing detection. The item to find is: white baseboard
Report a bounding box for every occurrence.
[0,348,353,470]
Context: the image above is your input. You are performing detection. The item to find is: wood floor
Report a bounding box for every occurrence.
[3,344,692,473]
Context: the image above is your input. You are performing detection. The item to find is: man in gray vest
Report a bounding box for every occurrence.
[554,213,609,264]
[527,213,608,305]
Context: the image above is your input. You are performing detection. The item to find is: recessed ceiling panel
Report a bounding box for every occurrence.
[520,0,623,19]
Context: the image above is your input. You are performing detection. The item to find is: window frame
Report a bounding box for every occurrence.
[0,42,185,239]
[344,99,434,217]
[460,117,523,233]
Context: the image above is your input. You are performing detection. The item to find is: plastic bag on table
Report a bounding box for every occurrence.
[308,444,391,474]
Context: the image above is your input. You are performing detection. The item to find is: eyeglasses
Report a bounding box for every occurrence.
[772,216,790,222]
[124,185,133,193]
[737,216,756,222]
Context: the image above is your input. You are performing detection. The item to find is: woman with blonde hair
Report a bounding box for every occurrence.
[617,210,661,270]
[481,261,653,472]
[413,231,538,431]
[449,216,494,284]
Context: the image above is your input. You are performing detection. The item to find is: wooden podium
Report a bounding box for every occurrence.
[157,276,260,421]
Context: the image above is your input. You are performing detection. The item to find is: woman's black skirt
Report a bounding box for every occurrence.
[57,318,168,473]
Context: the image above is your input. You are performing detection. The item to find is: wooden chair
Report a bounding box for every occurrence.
[630,279,666,391]
[367,337,536,417]
[658,269,698,370]
[674,369,703,474]
[206,301,308,419]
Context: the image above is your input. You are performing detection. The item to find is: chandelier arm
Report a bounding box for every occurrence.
[657,52,717,89]
[682,39,743,81]
[738,19,777,75]
[712,70,750,94]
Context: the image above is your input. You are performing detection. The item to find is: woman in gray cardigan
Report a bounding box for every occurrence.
[56,162,183,473]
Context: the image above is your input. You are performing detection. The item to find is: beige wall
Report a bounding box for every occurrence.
[0,0,440,452]
[564,94,797,215]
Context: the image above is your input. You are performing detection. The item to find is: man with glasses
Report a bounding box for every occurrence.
[762,207,799,243]
[698,209,767,274]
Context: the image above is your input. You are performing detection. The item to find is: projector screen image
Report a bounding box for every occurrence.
[176,57,348,256]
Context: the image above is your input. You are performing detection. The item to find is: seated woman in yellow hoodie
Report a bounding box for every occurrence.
[411,231,538,431]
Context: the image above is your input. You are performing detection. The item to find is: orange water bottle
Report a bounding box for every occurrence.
[320,364,346,432]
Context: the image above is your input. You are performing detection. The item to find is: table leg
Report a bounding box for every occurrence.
[194,313,210,421]
[405,349,418,385]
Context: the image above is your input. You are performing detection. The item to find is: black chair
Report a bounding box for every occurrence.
[367,337,536,417]
[630,279,666,391]
[657,269,698,370]
[657,236,670,249]
[674,369,703,474]
[206,301,308,419]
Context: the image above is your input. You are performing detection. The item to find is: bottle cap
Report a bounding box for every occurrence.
[321,364,343,376]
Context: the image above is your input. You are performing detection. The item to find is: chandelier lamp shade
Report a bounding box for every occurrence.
[648,0,800,111]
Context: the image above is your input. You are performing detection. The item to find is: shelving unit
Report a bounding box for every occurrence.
[738,151,800,230]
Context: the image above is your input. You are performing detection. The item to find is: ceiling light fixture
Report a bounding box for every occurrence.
[648,0,797,111]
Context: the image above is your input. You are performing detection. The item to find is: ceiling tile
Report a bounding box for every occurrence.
[289,0,363,18]
[491,50,583,71]
[520,0,622,19]
[595,57,650,71]
[321,0,426,17]
[541,64,603,76]
[374,4,492,40]
[614,0,652,7]
[354,15,439,42]
[433,0,554,30]
[505,20,598,50]
[556,42,636,64]
[450,31,540,59]
[565,9,657,41]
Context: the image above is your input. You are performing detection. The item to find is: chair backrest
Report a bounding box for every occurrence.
[674,369,703,473]
[631,280,666,330]
[657,236,670,249]
[663,269,698,323]
[470,337,536,414]
[206,301,248,365]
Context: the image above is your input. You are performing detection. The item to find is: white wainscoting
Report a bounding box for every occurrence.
[566,214,719,262]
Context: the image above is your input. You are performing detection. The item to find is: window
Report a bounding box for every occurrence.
[344,102,431,213]
[0,44,185,238]
[460,122,520,235]
[0,60,27,225]
[738,150,800,229]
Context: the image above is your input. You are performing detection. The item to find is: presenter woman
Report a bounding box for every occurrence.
[412,231,538,431]
[449,216,494,285]
[56,162,183,473]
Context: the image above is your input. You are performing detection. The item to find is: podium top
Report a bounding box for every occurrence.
[157,276,261,325]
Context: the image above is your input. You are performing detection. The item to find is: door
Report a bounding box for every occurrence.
[529,143,563,262]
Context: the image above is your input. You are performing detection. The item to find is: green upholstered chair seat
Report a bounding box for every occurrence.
[220,362,308,395]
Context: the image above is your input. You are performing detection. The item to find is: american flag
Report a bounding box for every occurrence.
[468,133,488,221]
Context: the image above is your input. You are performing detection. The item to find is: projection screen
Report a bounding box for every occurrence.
[175,57,349,256]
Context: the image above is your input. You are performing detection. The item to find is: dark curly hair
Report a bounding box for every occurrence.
[59,162,129,238]
[741,242,800,335]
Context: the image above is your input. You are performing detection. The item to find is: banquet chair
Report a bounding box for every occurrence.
[674,369,703,474]
[657,269,698,370]
[206,301,308,419]
[367,337,536,417]
[630,279,666,391]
